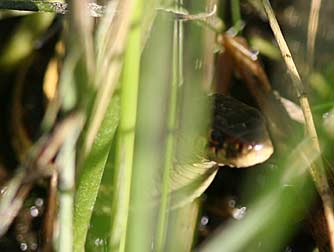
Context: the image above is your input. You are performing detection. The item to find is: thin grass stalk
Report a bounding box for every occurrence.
[155,1,184,250]
[306,0,321,78]
[57,126,82,252]
[42,172,58,252]
[82,0,133,157]
[261,0,334,249]
[115,1,143,251]
[72,0,95,80]
[163,2,217,250]
[202,0,218,92]
[123,10,173,252]
[0,171,29,236]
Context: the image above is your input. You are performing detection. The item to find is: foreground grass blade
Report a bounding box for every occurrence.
[108,1,143,251]
[73,97,120,252]
[155,1,184,249]
[117,9,173,252]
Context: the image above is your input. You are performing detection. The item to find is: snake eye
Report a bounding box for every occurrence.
[210,130,224,144]
[226,142,243,158]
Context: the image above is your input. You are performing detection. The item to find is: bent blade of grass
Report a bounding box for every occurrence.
[73,96,120,252]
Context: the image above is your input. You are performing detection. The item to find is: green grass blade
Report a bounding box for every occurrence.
[108,1,142,251]
[73,96,120,252]
[120,9,173,252]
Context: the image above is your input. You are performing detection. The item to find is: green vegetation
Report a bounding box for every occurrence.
[0,1,333,252]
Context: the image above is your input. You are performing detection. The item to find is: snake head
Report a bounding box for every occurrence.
[207,94,274,168]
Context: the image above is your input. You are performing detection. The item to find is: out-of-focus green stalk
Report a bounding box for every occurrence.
[123,6,173,252]
[156,1,183,250]
[0,13,54,70]
[165,200,201,252]
[75,0,168,251]
[163,1,214,251]
[231,0,241,26]
[57,121,83,252]
[73,97,119,252]
[112,1,143,251]
[81,0,132,158]
[230,0,244,34]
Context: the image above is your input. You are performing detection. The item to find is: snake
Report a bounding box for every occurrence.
[11,63,274,210]
[9,30,274,209]
[208,94,273,168]
[166,94,273,207]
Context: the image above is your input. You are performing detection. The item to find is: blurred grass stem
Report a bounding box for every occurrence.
[116,0,142,251]
[156,1,183,250]
[231,0,241,29]
[57,121,82,252]
[262,0,334,249]
[82,0,132,158]
[306,0,321,80]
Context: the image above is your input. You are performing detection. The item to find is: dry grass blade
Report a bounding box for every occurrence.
[262,0,334,250]
[307,0,322,73]
[0,173,31,237]
[0,113,83,238]
[202,0,218,91]
[82,0,134,157]
[159,5,217,21]
[42,171,58,252]
[71,0,95,79]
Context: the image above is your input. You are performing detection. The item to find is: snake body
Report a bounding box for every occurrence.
[167,94,273,207]
[11,33,274,209]
[12,58,274,205]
